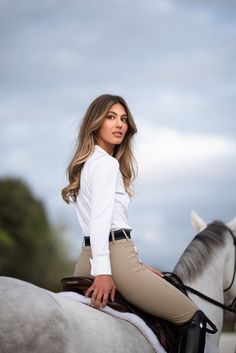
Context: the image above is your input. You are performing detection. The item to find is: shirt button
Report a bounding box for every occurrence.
[133,246,138,254]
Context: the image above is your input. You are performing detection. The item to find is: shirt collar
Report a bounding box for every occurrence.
[94,144,109,155]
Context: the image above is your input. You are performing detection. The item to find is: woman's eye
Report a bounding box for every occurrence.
[122,117,128,122]
[107,115,114,119]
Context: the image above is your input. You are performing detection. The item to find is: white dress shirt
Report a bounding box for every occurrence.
[75,144,132,276]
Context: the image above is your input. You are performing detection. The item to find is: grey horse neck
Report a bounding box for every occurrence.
[173,221,231,283]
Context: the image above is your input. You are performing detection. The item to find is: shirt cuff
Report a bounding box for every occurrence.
[90,255,112,276]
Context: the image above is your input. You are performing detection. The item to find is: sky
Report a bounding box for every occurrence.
[0,0,236,270]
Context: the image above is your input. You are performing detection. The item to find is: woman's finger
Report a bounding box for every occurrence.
[154,270,164,277]
[101,293,108,308]
[90,289,98,306]
[85,284,94,298]
[94,291,103,309]
[110,286,116,302]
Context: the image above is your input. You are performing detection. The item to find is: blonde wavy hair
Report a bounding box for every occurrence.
[62,94,138,203]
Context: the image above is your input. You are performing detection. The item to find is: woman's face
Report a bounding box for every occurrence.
[96,103,129,155]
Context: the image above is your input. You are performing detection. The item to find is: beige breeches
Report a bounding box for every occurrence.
[74,238,198,325]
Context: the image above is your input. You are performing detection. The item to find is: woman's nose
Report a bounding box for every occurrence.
[116,118,123,128]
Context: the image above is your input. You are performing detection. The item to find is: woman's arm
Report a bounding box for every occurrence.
[85,155,119,308]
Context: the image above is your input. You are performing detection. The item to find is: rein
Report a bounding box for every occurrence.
[163,272,236,314]
[164,227,236,314]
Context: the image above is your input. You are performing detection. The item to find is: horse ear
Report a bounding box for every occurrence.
[227,217,236,233]
[190,210,207,232]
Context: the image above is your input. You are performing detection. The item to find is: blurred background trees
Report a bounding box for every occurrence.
[0,177,74,291]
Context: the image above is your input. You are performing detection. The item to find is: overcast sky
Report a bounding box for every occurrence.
[1,0,236,270]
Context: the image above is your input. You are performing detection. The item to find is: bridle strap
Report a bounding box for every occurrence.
[183,284,236,314]
[163,272,236,314]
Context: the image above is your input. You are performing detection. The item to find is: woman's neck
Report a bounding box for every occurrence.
[95,142,114,156]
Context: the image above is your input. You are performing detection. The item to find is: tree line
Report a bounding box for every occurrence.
[0,177,74,291]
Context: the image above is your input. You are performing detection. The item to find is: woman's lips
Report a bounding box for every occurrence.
[112,132,123,137]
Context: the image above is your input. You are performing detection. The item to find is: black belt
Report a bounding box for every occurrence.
[84,229,131,246]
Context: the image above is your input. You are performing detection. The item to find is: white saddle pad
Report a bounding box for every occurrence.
[57,291,167,353]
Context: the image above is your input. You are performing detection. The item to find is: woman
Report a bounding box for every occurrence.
[62,94,211,353]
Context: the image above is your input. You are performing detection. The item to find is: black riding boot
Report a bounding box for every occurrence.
[177,310,217,353]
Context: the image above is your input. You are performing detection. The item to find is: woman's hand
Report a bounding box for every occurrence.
[144,263,164,277]
[85,275,116,309]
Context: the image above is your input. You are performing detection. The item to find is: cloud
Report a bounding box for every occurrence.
[135,124,236,181]
[130,123,236,269]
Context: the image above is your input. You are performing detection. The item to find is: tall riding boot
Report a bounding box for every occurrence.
[177,310,217,353]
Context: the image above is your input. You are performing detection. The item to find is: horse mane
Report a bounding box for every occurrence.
[173,220,231,283]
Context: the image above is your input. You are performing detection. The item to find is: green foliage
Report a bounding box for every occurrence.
[0,177,74,291]
[0,228,16,247]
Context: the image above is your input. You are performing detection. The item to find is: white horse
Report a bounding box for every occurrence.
[0,211,235,353]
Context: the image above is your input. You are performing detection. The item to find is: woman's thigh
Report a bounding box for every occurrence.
[109,239,198,325]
